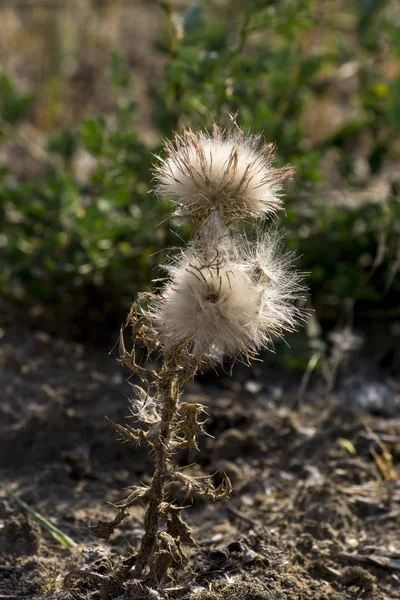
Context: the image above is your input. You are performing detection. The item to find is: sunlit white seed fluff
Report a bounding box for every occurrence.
[152,253,259,361]
[154,124,293,222]
[236,233,306,343]
[151,239,304,363]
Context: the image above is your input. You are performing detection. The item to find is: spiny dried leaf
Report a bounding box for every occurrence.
[117,485,151,509]
[89,507,127,541]
[169,470,232,500]
[89,484,151,541]
[162,503,196,546]
[168,471,203,496]
[173,402,212,450]
[157,531,185,566]
[108,418,146,446]
[148,550,173,588]
[204,471,233,499]
[145,420,168,441]
[119,302,160,382]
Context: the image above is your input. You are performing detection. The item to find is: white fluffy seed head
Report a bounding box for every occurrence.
[150,237,305,364]
[235,232,307,343]
[154,124,293,222]
[151,249,257,362]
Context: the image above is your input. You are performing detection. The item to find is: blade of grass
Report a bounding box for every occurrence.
[0,483,77,551]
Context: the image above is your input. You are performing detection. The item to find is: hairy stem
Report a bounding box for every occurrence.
[133,364,181,578]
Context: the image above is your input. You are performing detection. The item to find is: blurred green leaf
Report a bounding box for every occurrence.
[183,4,203,32]
[0,73,35,124]
[80,118,105,156]
[47,129,76,160]
[109,50,130,88]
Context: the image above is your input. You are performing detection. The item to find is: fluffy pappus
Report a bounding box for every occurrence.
[150,236,305,363]
[154,124,293,222]
[236,232,307,343]
[150,248,260,362]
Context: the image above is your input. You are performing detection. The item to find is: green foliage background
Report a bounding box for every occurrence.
[0,0,399,347]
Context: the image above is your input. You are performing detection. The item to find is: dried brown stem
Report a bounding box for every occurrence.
[86,303,231,592]
[132,363,182,579]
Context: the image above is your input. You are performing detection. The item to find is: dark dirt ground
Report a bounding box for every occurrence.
[0,320,399,600]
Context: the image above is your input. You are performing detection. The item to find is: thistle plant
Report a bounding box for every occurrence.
[66,123,305,597]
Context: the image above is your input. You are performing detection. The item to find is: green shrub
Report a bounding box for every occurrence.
[0,1,399,342]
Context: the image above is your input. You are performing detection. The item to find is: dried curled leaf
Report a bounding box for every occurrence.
[108,418,146,446]
[145,420,168,441]
[161,503,196,547]
[206,471,233,499]
[158,531,185,566]
[117,485,151,508]
[89,508,127,541]
[149,550,173,588]
[119,301,160,383]
[89,484,150,541]
[144,531,186,588]
[173,402,212,450]
[169,470,232,500]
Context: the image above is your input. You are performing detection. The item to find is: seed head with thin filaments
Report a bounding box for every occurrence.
[150,237,305,364]
[235,232,307,343]
[154,124,293,222]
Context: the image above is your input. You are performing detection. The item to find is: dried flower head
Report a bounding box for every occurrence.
[154,124,293,222]
[150,235,305,363]
[236,232,306,342]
